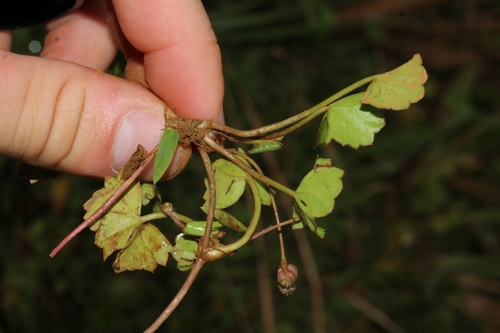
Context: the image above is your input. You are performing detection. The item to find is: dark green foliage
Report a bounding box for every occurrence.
[2,1,499,332]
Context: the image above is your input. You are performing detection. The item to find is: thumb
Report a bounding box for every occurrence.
[0,50,189,179]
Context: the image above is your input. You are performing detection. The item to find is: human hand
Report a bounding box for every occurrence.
[0,0,224,180]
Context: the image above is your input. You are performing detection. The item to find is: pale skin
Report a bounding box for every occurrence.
[0,0,224,180]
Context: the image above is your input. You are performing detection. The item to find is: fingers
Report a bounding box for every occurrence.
[111,0,224,122]
[0,30,12,50]
[41,0,117,71]
[0,50,189,180]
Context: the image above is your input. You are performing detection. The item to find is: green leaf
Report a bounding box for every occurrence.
[183,221,223,237]
[293,158,343,238]
[361,54,428,110]
[317,93,385,149]
[292,203,326,238]
[171,234,198,271]
[248,141,283,154]
[112,223,172,273]
[200,207,247,232]
[234,149,273,206]
[153,128,179,184]
[255,179,273,206]
[203,159,247,209]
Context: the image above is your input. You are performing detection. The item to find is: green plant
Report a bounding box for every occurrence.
[48,54,427,332]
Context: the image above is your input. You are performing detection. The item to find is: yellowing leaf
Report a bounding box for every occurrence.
[85,175,147,259]
[93,213,143,260]
[112,224,172,273]
[361,54,428,110]
[85,175,172,272]
[317,93,385,149]
[83,174,126,219]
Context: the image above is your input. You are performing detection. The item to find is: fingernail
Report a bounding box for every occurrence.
[111,111,164,173]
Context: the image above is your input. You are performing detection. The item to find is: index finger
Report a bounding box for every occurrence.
[111,0,224,122]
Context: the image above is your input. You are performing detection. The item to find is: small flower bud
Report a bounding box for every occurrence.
[277,263,298,295]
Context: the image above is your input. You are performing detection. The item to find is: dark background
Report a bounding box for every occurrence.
[1,0,500,332]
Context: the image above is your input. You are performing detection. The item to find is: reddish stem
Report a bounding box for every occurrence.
[49,147,157,257]
[143,258,205,333]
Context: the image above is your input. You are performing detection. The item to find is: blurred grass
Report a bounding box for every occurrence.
[1,0,500,332]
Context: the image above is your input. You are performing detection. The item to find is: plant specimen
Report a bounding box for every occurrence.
[48,54,427,332]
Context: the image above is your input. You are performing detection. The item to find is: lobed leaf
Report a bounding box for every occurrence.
[361,54,428,110]
[93,213,143,260]
[85,175,171,272]
[153,128,179,184]
[112,223,172,273]
[83,173,126,219]
[85,176,143,260]
[293,158,344,238]
[317,93,385,149]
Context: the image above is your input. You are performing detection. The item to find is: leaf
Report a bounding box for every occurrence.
[171,234,198,271]
[248,141,283,154]
[293,158,344,238]
[200,207,247,232]
[361,54,428,110]
[183,221,223,237]
[153,128,179,184]
[235,149,273,205]
[83,174,125,219]
[203,159,247,209]
[317,93,385,149]
[141,183,159,206]
[84,175,143,260]
[84,173,171,273]
[112,223,172,273]
[93,213,143,260]
[255,179,273,206]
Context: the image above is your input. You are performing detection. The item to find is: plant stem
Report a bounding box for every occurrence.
[205,75,374,139]
[49,146,158,257]
[140,212,167,223]
[143,258,205,333]
[206,108,313,138]
[268,188,288,267]
[160,203,187,229]
[199,149,216,252]
[251,218,300,240]
[203,136,296,198]
[204,175,262,259]
[259,107,327,141]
